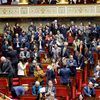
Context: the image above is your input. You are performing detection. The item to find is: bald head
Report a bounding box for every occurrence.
[0,56,6,62]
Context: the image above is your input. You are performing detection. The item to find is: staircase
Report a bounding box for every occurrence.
[12,78,20,86]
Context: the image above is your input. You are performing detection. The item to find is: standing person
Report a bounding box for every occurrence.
[13,23,22,34]
[0,56,14,90]
[52,44,61,61]
[67,55,77,76]
[61,42,70,58]
[17,59,28,77]
[46,65,57,84]
[29,60,37,77]
[34,65,45,85]
[7,46,18,76]
[74,51,84,69]
[58,63,71,85]
[19,47,30,60]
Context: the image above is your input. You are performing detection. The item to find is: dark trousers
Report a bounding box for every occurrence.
[11,88,17,98]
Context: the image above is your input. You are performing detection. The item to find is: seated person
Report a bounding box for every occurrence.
[45,80,56,99]
[32,81,42,96]
[89,63,100,87]
[45,92,57,100]
[84,81,96,97]
[11,84,29,99]
[77,94,84,100]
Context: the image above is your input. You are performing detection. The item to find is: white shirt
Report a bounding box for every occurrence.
[17,62,28,76]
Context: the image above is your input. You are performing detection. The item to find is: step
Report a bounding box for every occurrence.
[12,78,19,81]
[13,82,19,86]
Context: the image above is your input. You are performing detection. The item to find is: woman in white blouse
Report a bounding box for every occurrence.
[17,59,28,76]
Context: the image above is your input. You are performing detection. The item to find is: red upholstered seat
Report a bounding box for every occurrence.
[95,89,100,98]
[19,77,34,86]
[0,87,9,95]
[76,69,82,92]
[56,87,69,97]
[0,78,8,87]
[20,96,36,100]
[93,52,98,65]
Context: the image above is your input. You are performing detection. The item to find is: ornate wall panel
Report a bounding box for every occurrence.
[0,5,99,18]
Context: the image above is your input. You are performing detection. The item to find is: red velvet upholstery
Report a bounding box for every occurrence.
[19,77,34,86]
[20,96,36,100]
[0,87,9,95]
[0,78,8,87]
[76,69,82,92]
[93,52,98,65]
[95,89,100,98]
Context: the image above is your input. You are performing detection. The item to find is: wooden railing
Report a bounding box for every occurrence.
[0,4,100,18]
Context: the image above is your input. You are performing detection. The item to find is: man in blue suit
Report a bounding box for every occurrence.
[67,55,77,76]
[74,51,84,69]
[84,81,96,97]
[58,64,71,85]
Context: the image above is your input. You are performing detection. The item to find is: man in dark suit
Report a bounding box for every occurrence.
[58,64,71,85]
[74,51,84,69]
[46,65,56,83]
[7,46,18,76]
[67,55,77,76]
[61,42,70,58]
[37,36,45,52]
[84,81,96,97]
[0,56,14,76]
[0,56,14,89]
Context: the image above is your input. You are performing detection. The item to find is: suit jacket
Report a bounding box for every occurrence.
[84,86,95,97]
[37,40,45,50]
[19,51,30,59]
[52,47,61,60]
[61,47,70,58]
[46,69,56,82]
[7,50,18,65]
[0,59,14,76]
[74,54,84,69]
[59,67,71,84]
[67,59,77,76]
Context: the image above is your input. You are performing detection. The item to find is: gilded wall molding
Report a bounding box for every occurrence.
[0,5,99,18]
